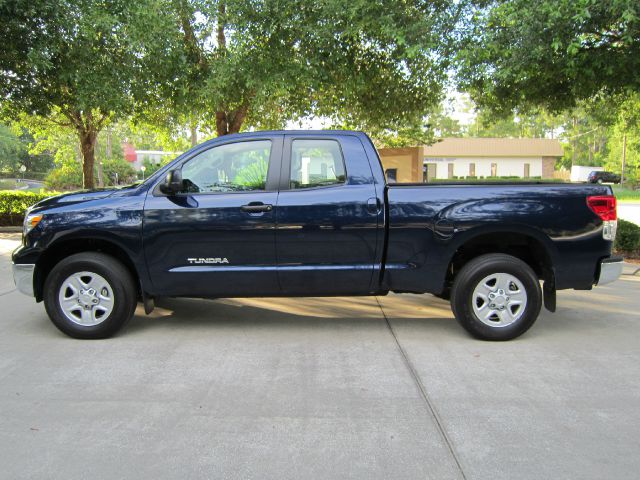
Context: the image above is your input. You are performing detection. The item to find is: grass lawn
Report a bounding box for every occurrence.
[0,178,46,193]
[0,179,19,190]
[613,185,640,203]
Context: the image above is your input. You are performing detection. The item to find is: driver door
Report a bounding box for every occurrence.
[143,136,283,297]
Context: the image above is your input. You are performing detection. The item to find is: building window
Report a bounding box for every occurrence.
[448,163,454,179]
[524,163,530,178]
[385,168,398,183]
[491,163,497,177]
[469,163,476,177]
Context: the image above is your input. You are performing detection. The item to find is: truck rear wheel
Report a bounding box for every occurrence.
[43,252,137,339]
[450,254,542,341]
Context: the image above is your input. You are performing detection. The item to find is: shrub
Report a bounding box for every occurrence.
[138,157,174,179]
[45,157,139,190]
[0,190,60,226]
[102,158,137,186]
[615,219,640,254]
[45,163,83,190]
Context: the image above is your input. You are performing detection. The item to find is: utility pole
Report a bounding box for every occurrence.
[621,133,627,186]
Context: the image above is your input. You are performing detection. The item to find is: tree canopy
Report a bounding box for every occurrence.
[0,0,169,187]
[2,0,640,188]
[1,0,465,187]
[457,0,640,114]
[148,0,463,138]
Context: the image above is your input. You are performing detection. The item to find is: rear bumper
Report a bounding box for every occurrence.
[596,256,624,286]
[12,263,35,297]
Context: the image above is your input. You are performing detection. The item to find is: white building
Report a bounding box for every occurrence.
[378,138,564,183]
[571,165,603,182]
[132,150,180,170]
[123,143,180,171]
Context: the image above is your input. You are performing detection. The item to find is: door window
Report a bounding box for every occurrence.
[289,139,346,189]
[180,140,272,193]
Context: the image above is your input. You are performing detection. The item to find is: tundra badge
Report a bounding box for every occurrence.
[187,257,229,264]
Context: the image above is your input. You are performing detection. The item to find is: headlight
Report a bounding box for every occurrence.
[24,213,43,236]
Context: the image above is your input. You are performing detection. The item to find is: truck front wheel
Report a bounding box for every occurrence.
[43,252,137,339]
[450,254,542,341]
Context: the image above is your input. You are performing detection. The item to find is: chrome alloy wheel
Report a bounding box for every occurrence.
[471,272,527,327]
[58,271,115,326]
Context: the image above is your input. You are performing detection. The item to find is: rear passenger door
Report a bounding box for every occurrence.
[275,134,382,294]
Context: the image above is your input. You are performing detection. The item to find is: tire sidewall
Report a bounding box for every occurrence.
[452,255,542,341]
[44,255,135,339]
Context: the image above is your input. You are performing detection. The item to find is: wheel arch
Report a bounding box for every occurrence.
[34,237,142,302]
[444,226,556,290]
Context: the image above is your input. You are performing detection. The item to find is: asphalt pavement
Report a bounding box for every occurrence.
[1,232,639,480]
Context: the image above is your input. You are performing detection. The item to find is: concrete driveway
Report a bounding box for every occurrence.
[1,232,639,480]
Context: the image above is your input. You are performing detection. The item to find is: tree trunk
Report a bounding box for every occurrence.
[106,127,113,158]
[78,129,98,189]
[217,1,226,49]
[571,116,577,168]
[96,159,104,188]
[215,105,248,137]
[216,111,228,136]
[621,132,627,186]
[190,125,198,146]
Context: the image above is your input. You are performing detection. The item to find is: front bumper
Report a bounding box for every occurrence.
[596,256,624,286]
[12,263,35,297]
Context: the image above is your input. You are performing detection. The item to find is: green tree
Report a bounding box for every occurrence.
[0,123,54,176]
[0,124,23,173]
[0,0,169,188]
[458,0,640,114]
[603,94,640,184]
[151,0,462,139]
[467,109,563,139]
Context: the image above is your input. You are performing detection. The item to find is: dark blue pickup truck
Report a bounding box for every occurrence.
[12,131,623,340]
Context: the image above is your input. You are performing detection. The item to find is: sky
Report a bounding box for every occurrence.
[286,90,478,131]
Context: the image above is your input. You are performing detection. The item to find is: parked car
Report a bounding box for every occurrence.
[588,171,621,184]
[13,131,623,341]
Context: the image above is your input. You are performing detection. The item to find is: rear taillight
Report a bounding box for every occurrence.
[587,195,617,240]
[587,195,617,220]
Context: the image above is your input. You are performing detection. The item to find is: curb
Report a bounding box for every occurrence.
[0,226,22,233]
[621,262,640,277]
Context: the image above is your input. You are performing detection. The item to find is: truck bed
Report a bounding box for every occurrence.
[384,182,614,293]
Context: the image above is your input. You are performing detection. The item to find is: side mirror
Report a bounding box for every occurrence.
[159,169,183,195]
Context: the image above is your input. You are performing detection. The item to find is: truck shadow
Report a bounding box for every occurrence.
[123,296,464,338]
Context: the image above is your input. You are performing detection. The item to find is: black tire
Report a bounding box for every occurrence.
[44,252,137,339]
[450,253,542,341]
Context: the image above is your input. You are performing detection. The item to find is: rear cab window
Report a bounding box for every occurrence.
[289,139,346,189]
